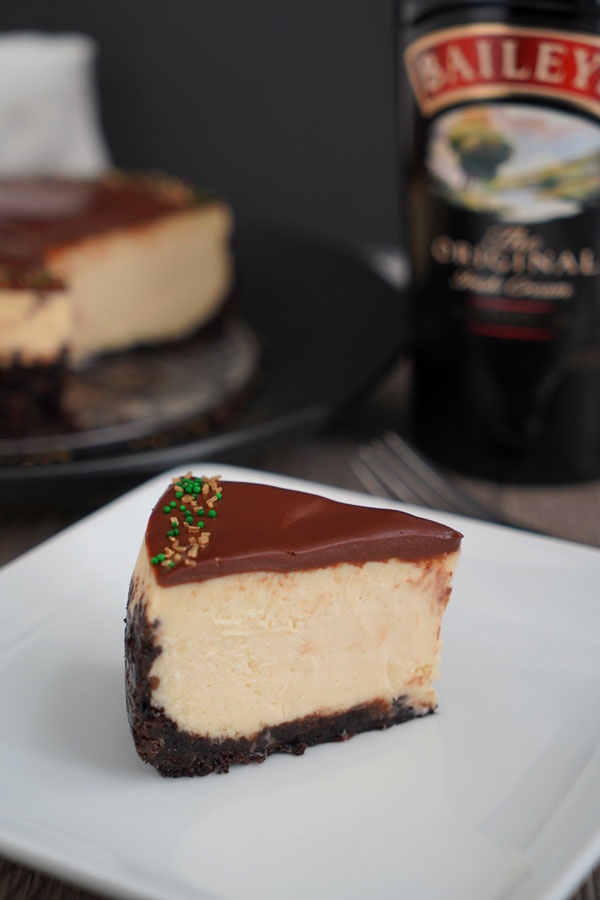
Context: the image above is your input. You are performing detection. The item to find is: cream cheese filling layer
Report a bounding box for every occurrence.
[0,288,72,366]
[130,547,458,739]
[0,202,232,369]
[50,202,232,366]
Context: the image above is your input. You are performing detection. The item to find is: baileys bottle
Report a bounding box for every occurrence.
[399,0,600,481]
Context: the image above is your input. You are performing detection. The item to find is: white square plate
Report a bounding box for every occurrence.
[1,464,600,900]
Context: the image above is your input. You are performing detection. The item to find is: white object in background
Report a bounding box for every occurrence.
[364,245,410,290]
[0,32,110,176]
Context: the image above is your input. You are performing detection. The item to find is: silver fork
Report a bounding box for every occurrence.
[351,430,512,526]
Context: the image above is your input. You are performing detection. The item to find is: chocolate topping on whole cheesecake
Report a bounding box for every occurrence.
[145,474,463,586]
[0,173,210,287]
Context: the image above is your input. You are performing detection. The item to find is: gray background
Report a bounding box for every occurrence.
[1,1,401,249]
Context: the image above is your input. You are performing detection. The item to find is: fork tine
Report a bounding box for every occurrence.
[355,442,434,507]
[371,438,466,512]
[355,432,548,533]
[381,431,503,521]
[349,453,395,499]
[355,432,510,524]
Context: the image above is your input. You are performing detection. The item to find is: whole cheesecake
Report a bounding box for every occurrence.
[0,173,232,434]
[125,474,462,777]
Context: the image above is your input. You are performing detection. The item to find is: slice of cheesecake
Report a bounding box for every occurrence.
[125,474,462,777]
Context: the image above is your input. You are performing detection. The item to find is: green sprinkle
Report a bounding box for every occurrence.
[170,500,176,508]
[216,492,222,500]
[180,504,187,511]
[163,506,170,514]
[168,560,175,568]
[208,509,216,518]
[151,557,158,565]
[175,491,182,499]
[167,530,174,537]
[157,553,165,562]
[173,528,179,536]
[197,520,204,528]
[197,507,204,515]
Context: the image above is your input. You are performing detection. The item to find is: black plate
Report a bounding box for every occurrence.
[0,225,410,485]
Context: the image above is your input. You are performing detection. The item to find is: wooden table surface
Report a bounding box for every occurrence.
[1,359,599,900]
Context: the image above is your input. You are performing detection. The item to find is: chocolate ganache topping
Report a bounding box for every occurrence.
[145,474,463,586]
[0,172,206,287]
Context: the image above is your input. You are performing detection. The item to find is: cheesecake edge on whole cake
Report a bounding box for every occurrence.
[0,173,233,435]
[125,474,462,777]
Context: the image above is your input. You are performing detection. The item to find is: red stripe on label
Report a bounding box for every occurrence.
[467,322,554,341]
[468,295,559,314]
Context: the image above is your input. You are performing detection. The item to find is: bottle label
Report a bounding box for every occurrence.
[404,22,600,337]
[405,24,600,118]
[431,222,598,341]
[402,22,600,476]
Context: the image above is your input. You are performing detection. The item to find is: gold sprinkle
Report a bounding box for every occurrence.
[161,473,220,562]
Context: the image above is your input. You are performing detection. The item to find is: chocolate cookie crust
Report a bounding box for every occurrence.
[125,588,432,778]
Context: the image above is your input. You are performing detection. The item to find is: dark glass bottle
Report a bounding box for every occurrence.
[398,0,600,482]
